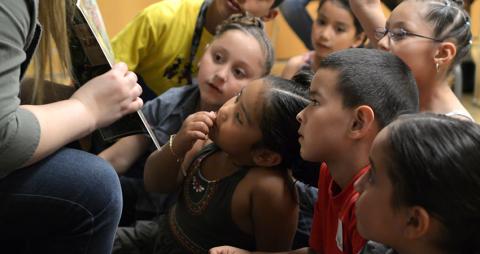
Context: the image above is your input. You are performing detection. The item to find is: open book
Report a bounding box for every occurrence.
[69,0,161,150]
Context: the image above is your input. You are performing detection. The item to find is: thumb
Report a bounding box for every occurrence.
[112,62,129,74]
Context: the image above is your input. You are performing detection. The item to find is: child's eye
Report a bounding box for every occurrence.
[390,28,408,41]
[213,53,223,62]
[233,68,246,79]
[235,112,243,125]
[336,26,346,33]
[316,18,326,26]
[309,99,320,106]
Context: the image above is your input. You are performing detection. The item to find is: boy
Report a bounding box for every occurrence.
[210,48,420,253]
[111,0,282,99]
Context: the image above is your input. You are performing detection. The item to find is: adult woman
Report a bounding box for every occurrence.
[0,0,142,252]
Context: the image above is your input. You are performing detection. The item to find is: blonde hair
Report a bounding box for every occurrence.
[32,0,74,104]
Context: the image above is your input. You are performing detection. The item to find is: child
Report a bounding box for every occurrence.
[112,0,283,98]
[100,15,274,175]
[350,0,474,120]
[113,74,311,253]
[210,48,420,254]
[99,15,274,225]
[281,0,365,79]
[355,113,480,254]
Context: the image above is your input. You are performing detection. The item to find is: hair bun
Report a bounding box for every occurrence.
[219,13,264,30]
[291,69,313,90]
[447,0,464,7]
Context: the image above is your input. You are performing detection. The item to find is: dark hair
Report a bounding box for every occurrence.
[272,0,284,9]
[319,48,419,128]
[386,113,480,253]
[253,72,311,171]
[318,0,364,36]
[420,0,473,67]
[215,14,275,75]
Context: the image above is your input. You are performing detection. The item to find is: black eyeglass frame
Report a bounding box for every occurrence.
[374,27,443,42]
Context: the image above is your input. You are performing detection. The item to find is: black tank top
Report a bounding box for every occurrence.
[167,144,255,253]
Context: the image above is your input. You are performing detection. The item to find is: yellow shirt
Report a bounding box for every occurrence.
[112,0,213,95]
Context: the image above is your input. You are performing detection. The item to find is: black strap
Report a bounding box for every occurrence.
[183,0,212,84]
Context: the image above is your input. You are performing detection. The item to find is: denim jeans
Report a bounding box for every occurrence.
[0,148,122,254]
[292,180,318,249]
[279,0,313,50]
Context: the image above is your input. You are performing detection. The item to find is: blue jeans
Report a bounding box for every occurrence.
[292,180,318,249]
[279,0,313,50]
[0,148,122,254]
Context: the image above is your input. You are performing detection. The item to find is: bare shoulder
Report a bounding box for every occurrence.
[245,167,295,201]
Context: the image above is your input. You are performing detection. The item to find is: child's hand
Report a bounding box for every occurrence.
[209,246,251,254]
[173,111,216,156]
[71,62,143,129]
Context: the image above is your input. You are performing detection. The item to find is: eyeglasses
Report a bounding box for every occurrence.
[374,27,443,42]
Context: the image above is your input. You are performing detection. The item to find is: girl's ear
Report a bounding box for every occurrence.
[261,9,278,22]
[252,148,282,167]
[349,105,375,139]
[434,41,456,69]
[403,206,431,240]
[352,32,367,48]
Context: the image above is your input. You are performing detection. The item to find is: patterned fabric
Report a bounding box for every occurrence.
[168,143,256,253]
[111,0,213,95]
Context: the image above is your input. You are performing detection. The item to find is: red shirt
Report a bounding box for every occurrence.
[309,163,369,254]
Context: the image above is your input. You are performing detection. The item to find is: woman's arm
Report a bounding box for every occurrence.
[21,63,143,166]
[349,0,387,48]
[144,111,216,193]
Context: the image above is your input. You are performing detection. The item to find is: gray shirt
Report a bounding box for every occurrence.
[142,84,199,148]
[0,0,41,177]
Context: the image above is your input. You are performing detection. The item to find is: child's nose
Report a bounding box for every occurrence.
[296,110,303,123]
[213,66,229,83]
[377,36,390,51]
[317,26,333,41]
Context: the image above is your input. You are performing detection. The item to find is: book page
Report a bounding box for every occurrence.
[73,0,161,150]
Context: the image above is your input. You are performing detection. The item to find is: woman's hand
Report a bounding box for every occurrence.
[70,62,143,130]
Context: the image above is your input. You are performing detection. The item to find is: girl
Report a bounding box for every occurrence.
[113,74,311,253]
[281,0,365,79]
[99,14,274,226]
[100,14,274,175]
[0,0,142,252]
[350,0,474,119]
[355,113,480,254]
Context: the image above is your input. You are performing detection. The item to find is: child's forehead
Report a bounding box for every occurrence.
[239,79,267,121]
[311,68,340,92]
[212,30,265,62]
[389,1,429,25]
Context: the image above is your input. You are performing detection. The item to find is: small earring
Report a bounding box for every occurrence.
[436,62,440,73]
